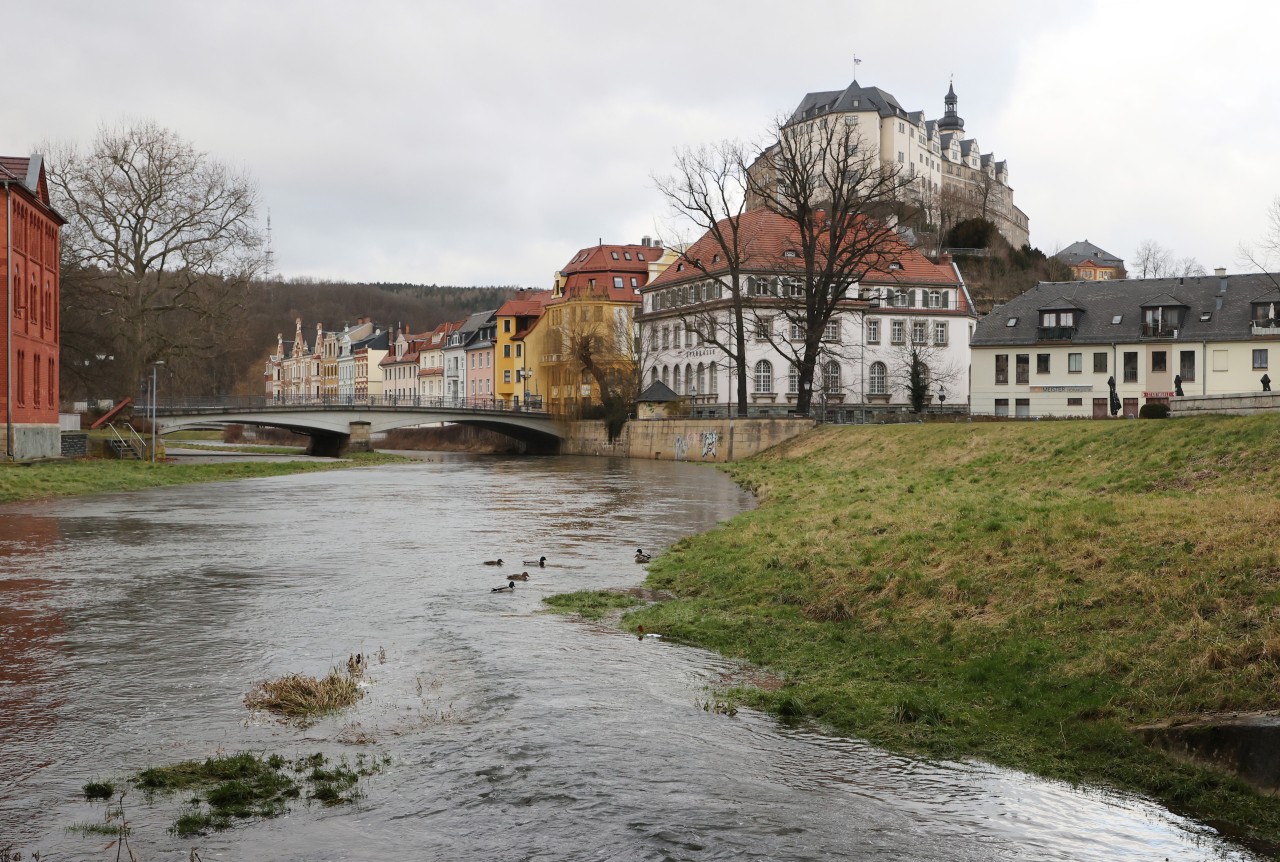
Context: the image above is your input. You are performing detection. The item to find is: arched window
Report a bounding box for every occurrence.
[661,365,669,387]
[709,364,718,393]
[788,364,799,393]
[685,364,694,396]
[918,364,930,390]
[696,363,706,395]
[869,361,887,395]
[754,359,773,394]
[823,361,842,394]
[650,367,658,385]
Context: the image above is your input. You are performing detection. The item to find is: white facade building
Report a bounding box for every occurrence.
[970,270,1280,418]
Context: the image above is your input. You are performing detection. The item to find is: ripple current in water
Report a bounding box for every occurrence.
[0,453,1261,860]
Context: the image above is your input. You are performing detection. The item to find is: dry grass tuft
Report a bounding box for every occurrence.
[245,667,362,719]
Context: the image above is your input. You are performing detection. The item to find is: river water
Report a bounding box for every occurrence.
[0,454,1262,861]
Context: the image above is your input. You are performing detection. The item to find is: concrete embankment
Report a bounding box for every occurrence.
[561,417,816,462]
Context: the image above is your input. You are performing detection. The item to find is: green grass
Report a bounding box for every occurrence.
[130,751,377,836]
[0,451,408,504]
[626,415,1280,850]
[543,590,644,620]
[82,780,114,800]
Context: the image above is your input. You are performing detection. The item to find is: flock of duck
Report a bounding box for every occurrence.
[486,549,653,592]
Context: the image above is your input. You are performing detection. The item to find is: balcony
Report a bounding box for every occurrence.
[1036,325,1076,341]
[1252,320,1280,337]
[1140,323,1179,339]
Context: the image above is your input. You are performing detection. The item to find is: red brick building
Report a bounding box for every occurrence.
[2,155,65,459]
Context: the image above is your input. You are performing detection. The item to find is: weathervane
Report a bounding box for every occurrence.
[853,54,862,80]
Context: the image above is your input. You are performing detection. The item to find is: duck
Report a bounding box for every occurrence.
[634,549,652,564]
[522,556,547,567]
[483,558,504,566]
[510,572,530,581]
[491,580,516,592]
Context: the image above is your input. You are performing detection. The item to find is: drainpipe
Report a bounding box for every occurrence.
[4,182,12,460]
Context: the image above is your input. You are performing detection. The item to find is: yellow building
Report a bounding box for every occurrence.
[527,239,673,415]
[494,291,552,408]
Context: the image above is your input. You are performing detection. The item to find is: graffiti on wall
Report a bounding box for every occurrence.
[673,430,720,461]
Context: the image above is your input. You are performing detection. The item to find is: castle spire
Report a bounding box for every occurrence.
[938,78,964,133]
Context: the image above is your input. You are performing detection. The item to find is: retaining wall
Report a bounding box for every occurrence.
[1171,393,1280,417]
[561,417,816,463]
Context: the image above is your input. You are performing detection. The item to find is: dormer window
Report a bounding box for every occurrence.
[888,262,902,271]
[783,249,798,258]
[611,251,619,260]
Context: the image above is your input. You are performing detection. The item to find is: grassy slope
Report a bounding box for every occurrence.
[0,452,406,504]
[628,416,1280,847]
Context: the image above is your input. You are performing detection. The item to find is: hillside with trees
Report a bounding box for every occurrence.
[939,218,1073,313]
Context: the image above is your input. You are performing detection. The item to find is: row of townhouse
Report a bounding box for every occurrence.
[970,269,1280,418]
[262,237,677,413]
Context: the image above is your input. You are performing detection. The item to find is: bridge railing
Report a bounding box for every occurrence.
[154,394,548,414]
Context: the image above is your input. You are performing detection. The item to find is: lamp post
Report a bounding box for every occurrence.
[150,361,164,463]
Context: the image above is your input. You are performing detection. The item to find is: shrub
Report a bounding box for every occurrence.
[1138,402,1170,419]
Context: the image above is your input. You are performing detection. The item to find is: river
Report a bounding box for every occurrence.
[0,454,1262,860]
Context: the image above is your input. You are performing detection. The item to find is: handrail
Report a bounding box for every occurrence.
[105,422,146,459]
[153,394,550,415]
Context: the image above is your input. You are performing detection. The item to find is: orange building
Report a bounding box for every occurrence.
[1,155,65,460]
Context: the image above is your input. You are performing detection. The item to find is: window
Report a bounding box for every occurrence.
[611,251,619,260]
[783,249,797,258]
[912,321,927,344]
[1123,351,1138,383]
[751,276,774,296]
[788,363,799,393]
[1152,351,1167,373]
[1068,397,1083,406]
[995,354,1008,385]
[782,276,803,297]
[624,252,632,260]
[933,321,947,345]
[697,363,707,395]
[891,320,905,344]
[1180,350,1195,382]
[1068,353,1082,373]
[823,319,840,341]
[613,276,624,288]
[1111,314,1123,325]
[994,398,1009,417]
[1005,317,1018,327]
[753,360,773,394]
[503,345,511,358]
[686,365,694,395]
[1254,349,1269,369]
[823,361,841,394]
[630,277,638,288]
[15,351,24,406]
[1015,398,1030,418]
[1037,354,1050,374]
[503,319,511,333]
[928,290,942,308]
[1061,311,1075,326]
[867,319,881,343]
[661,327,669,350]
[893,289,908,308]
[869,361,887,395]
[637,252,646,261]
[503,370,511,383]
[33,354,40,407]
[1016,354,1029,385]
[1093,352,1108,373]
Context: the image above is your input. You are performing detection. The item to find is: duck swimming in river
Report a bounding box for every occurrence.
[483,558,504,566]
[522,556,547,567]
[634,549,651,563]
[491,580,515,592]
[510,572,530,581]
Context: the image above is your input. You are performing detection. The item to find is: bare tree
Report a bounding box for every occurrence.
[1132,240,1206,279]
[1239,196,1280,290]
[653,142,754,416]
[888,329,962,412]
[45,120,264,396]
[556,296,638,440]
[746,113,916,415]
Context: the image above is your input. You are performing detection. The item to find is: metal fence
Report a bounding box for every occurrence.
[151,394,547,414]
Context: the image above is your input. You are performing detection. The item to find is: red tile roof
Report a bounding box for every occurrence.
[556,243,662,304]
[646,209,959,289]
[497,290,553,317]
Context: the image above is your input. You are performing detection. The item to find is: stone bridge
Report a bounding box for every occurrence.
[153,396,565,456]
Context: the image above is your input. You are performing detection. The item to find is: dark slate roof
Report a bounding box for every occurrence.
[637,380,679,403]
[972,273,1280,347]
[788,80,909,125]
[1055,240,1124,267]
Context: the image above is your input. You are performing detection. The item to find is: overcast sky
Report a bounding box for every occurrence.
[8,0,1279,286]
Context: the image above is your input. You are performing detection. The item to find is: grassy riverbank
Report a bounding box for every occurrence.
[626,415,1280,849]
[0,451,407,504]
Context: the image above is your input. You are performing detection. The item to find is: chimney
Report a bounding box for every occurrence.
[1214,267,1226,277]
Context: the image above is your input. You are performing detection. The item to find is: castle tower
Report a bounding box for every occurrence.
[937,81,965,134]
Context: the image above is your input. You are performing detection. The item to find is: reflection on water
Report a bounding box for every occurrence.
[0,454,1261,860]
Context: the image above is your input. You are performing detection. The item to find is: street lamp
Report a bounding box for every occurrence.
[150,361,164,463]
